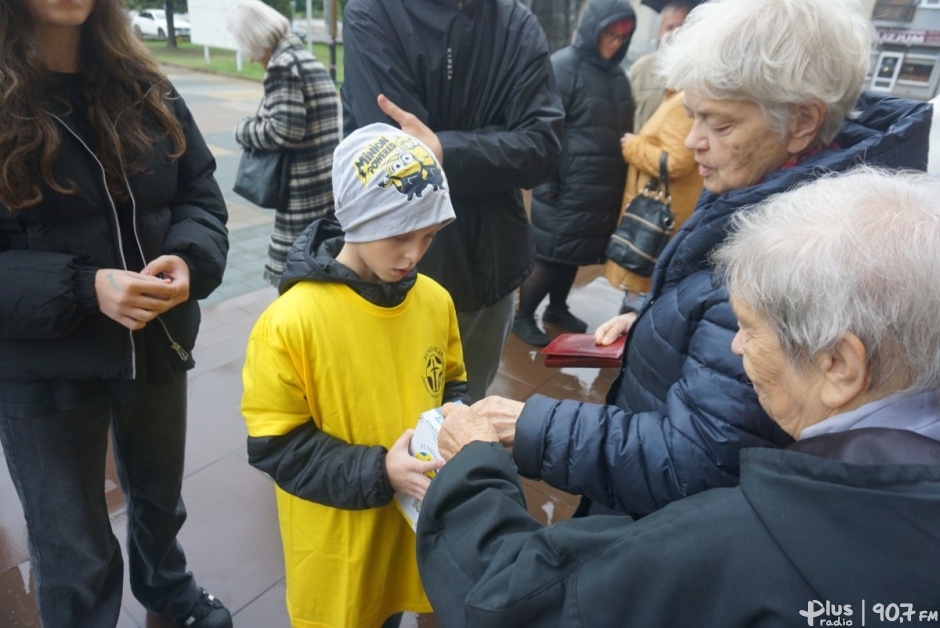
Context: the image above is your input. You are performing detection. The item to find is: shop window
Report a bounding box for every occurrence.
[874,0,918,21]
[897,55,938,84]
[868,52,880,81]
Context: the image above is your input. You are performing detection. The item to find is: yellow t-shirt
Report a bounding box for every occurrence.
[242,275,466,627]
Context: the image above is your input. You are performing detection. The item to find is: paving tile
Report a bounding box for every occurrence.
[0,562,35,627]
[185,362,250,474]
[116,454,283,626]
[231,580,290,628]
[0,464,29,575]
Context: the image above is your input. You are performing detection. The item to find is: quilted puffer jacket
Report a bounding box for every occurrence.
[529,0,635,265]
[512,92,933,517]
[0,83,228,383]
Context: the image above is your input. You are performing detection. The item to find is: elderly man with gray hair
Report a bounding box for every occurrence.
[415,166,940,627]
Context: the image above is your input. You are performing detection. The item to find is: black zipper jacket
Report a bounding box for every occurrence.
[340,0,565,311]
[0,82,228,385]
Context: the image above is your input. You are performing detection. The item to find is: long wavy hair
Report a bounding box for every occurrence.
[0,0,186,210]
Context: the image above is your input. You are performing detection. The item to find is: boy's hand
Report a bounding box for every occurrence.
[386,429,444,501]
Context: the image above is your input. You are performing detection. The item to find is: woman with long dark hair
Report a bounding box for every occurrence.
[0,0,230,625]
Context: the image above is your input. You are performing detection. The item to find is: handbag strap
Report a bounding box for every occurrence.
[659,152,671,201]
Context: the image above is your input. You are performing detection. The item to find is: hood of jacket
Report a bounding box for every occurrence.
[279,218,417,307]
[573,0,636,69]
[740,429,940,603]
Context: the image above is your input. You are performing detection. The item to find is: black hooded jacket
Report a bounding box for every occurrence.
[340,0,565,311]
[418,428,940,627]
[246,219,471,509]
[530,0,635,266]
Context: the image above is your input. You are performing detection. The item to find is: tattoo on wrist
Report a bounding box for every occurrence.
[107,273,119,291]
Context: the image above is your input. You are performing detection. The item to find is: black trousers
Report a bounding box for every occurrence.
[0,377,200,627]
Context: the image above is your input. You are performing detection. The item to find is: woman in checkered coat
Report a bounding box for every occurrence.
[229,0,340,285]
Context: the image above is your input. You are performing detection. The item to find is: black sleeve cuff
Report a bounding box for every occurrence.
[74,267,99,311]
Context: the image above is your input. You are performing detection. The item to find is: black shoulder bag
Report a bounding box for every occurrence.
[233,145,290,210]
[232,53,299,210]
[605,152,675,277]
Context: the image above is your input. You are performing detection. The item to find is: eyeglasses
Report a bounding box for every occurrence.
[601,30,630,44]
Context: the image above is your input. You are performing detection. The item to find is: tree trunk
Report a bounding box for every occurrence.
[165,0,178,49]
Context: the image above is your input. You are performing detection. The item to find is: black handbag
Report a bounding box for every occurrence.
[232,72,299,211]
[605,152,675,277]
[233,147,290,210]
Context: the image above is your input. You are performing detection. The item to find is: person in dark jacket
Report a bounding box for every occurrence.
[513,0,636,347]
[340,0,564,401]
[0,0,230,626]
[466,0,933,519]
[228,0,340,286]
[417,166,940,628]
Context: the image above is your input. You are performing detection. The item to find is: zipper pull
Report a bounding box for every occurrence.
[170,341,190,361]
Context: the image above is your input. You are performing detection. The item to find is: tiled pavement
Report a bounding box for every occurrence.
[0,66,626,627]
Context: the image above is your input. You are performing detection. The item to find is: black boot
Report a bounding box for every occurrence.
[512,315,551,347]
[542,305,588,333]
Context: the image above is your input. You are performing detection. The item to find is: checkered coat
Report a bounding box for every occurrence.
[235,34,339,283]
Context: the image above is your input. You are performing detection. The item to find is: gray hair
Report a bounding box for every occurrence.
[658,0,874,144]
[713,166,940,393]
[227,0,290,62]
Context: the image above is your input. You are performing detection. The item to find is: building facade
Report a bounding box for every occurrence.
[871,0,940,100]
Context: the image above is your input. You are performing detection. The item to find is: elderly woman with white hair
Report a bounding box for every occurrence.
[465,0,933,519]
[229,0,339,285]
[416,166,940,627]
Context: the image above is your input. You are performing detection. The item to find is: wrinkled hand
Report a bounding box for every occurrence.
[594,312,637,346]
[470,396,524,447]
[377,94,444,163]
[438,402,499,461]
[386,429,444,501]
[95,268,177,330]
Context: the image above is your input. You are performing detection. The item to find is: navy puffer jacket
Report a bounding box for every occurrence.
[530,0,634,265]
[513,92,933,517]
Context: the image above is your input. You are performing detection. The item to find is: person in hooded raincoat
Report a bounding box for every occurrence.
[513,0,637,346]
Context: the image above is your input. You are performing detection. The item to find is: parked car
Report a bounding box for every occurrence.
[132,9,191,40]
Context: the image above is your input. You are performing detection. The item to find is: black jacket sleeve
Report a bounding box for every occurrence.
[247,423,394,509]
[340,0,564,196]
[444,380,472,405]
[164,92,228,300]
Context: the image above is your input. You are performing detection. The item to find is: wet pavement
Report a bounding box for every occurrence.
[0,66,626,626]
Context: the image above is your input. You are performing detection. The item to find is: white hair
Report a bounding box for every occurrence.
[227,0,290,62]
[658,0,874,144]
[713,166,940,393]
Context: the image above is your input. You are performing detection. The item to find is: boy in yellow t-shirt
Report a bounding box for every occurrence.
[241,123,470,628]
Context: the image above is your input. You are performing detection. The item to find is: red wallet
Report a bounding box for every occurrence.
[540,333,626,368]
